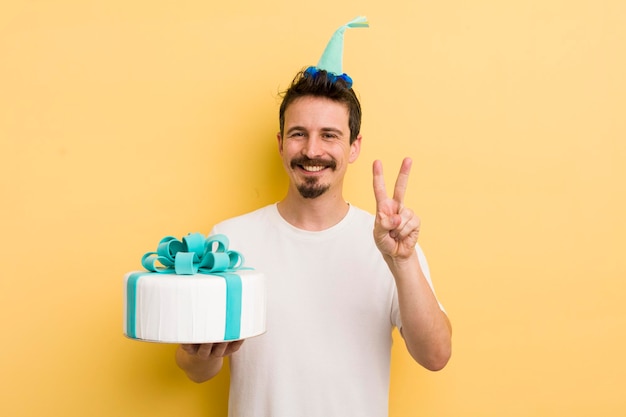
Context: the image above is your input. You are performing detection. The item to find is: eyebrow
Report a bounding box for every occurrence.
[286,126,345,135]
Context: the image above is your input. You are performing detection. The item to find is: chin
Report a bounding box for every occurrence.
[297,185,329,199]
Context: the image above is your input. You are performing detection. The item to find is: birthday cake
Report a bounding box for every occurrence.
[123,233,267,343]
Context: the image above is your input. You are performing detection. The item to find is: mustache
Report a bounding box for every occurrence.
[290,156,337,170]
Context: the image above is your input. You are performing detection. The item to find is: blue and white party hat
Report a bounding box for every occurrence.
[316,16,369,76]
[304,16,369,87]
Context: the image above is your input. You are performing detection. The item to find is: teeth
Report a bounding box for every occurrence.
[302,165,325,172]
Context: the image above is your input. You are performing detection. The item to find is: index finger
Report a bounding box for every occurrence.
[372,159,388,204]
[392,157,413,204]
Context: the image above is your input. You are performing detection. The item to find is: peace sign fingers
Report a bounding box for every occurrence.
[372,157,419,260]
[373,157,413,206]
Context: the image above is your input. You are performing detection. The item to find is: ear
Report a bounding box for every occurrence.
[348,134,362,163]
[277,132,283,155]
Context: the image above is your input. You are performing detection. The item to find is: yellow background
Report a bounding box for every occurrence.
[1,1,625,416]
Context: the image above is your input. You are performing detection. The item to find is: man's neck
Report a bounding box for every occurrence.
[277,189,350,231]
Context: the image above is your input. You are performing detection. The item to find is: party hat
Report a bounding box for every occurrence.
[315,16,369,76]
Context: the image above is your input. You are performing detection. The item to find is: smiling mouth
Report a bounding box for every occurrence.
[291,157,336,173]
[301,164,326,172]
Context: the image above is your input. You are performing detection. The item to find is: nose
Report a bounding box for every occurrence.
[303,135,324,158]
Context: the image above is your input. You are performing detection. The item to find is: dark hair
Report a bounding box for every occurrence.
[278,68,362,144]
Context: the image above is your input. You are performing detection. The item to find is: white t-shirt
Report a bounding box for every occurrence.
[211,204,438,417]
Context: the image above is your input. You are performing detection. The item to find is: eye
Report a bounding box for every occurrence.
[288,131,305,138]
[322,132,339,140]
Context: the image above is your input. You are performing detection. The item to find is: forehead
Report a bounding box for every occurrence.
[284,96,350,130]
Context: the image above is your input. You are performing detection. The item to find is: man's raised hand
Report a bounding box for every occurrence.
[372,157,421,260]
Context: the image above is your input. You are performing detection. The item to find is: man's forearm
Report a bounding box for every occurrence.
[386,252,452,371]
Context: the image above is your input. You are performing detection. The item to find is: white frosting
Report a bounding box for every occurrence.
[124,270,267,343]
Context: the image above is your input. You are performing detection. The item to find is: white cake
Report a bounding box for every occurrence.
[124,269,267,343]
[123,233,267,343]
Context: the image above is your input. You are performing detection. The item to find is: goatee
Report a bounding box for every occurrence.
[297,177,329,199]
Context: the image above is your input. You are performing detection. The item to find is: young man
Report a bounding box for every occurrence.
[175,67,451,416]
[176,18,451,416]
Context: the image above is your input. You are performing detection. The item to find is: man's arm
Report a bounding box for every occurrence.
[384,252,452,371]
[372,158,452,371]
[175,341,243,383]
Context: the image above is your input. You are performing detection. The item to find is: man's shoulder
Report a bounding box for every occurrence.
[213,204,276,232]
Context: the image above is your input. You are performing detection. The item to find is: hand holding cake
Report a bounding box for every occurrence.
[180,341,244,359]
[175,341,244,383]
